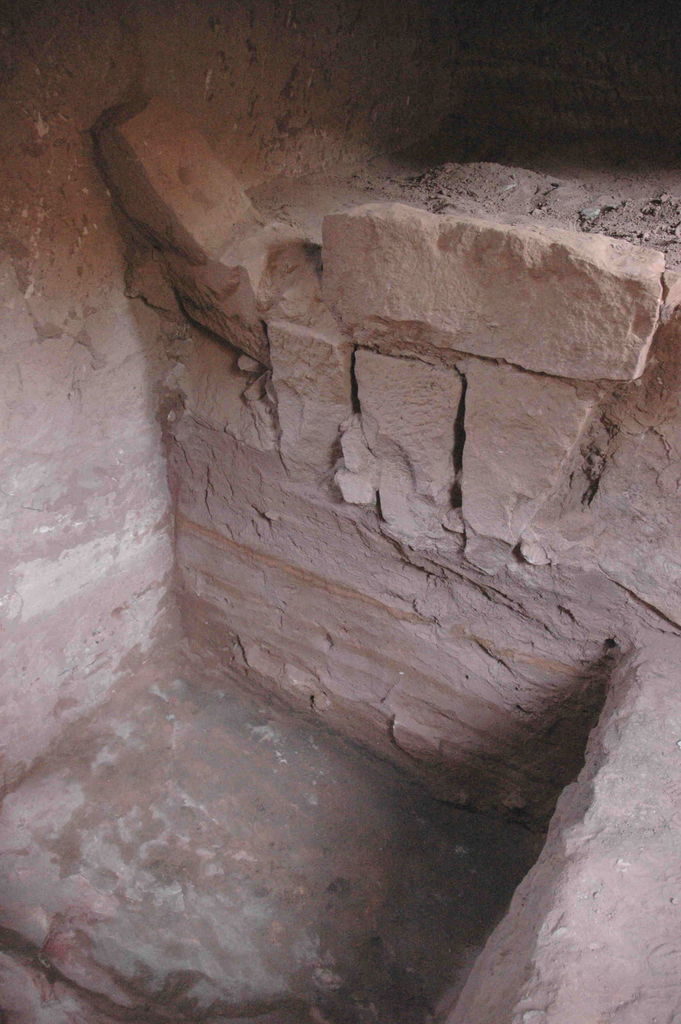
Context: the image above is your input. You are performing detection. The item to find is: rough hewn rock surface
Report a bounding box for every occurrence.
[97,97,260,262]
[1,0,458,790]
[323,203,664,381]
[461,361,597,546]
[0,131,174,785]
[350,350,462,540]
[449,640,681,1024]
[173,414,625,820]
[95,100,680,828]
[6,3,681,1019]
[269,320,352,480]
[522,296,681,629]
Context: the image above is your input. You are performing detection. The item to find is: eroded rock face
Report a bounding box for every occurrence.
[96,99,681,828]
[350,350,462,540]
[322,202,664,381]
[164,248,270,366]
[449,641,681,1024]
[461,361,597,545]
[269,320,352,480]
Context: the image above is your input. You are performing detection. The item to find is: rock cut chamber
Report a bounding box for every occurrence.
[2,2,681,1022]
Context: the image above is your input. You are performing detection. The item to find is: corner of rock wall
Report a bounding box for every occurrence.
[91,95,681,827]
[448,637,681,1023]
[0,31,176,786]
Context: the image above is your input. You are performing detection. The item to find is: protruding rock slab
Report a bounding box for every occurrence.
[462,361,596,545]
[97,97,258,262]
[268,320,353,479]
[335,413,378,505]
[352,349,462,538]
[323,202,664,382]
[164,249,269,365]
[97,98,272,363]
[169,229,330,369]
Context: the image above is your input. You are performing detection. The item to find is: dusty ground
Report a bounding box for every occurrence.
[0,650,538,1023]
[251,155,681,270]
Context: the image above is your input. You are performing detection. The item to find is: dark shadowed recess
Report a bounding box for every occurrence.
[414,0,681,169]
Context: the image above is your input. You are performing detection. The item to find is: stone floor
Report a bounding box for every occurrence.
[0,654,540,1023]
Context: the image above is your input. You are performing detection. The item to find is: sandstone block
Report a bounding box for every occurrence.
[335,467,377,505]
[662,268,681,318]
[322,202,664,381]
[334,414,378,505]
[354,350,462,537]
[268,320,353,479]
[164,249,269,365]
[462,360,596,545]
[167,227,328,367]
[97,98,258,262]
[97,98,273,362]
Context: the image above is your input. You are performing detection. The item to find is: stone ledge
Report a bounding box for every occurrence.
[322,202,665,382]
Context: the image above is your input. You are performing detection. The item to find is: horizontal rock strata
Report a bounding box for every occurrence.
[96,99,681,830]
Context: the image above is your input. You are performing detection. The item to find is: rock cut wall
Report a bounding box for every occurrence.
[96,98,681,826]
[448,639,681,1024]
[0,0,462,793]
[441,0,681,163]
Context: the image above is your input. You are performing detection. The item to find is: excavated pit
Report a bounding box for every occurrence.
[3,2,681,1022]
[0,647,542,1023]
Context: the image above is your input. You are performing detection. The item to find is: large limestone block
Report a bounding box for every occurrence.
[322,202,664,382]
[268,320,353,479]
[97,97,258,262]
[353,349,462,537]
[462,360,596,545]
